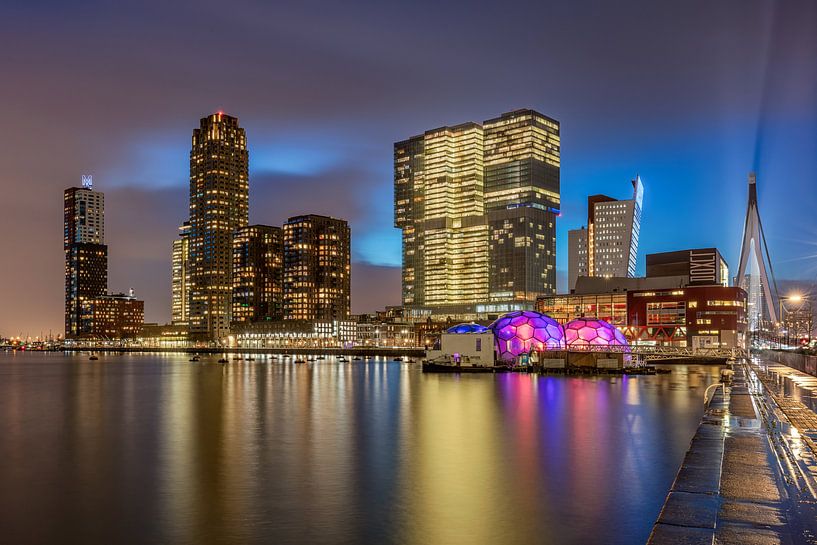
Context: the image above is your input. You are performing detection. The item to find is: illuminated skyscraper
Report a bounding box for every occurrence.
[568,177,644,290]
[64,178,107,338]
[232,225,283,323]
[422,123,489,308]
[171,221,191,325]
[187,113,249,341]
[484,109,561,311]
[283,215,350,321]
[394,109,560,316]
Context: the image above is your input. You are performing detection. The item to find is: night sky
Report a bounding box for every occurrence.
[2,0,816,337]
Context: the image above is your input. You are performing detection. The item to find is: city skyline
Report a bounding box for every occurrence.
[2,0,817,336]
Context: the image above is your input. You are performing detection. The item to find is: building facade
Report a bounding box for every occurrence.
[568,177,643,290]
[646,248,729,287]
[80,292,145,339]
[394,109,560,317]
[483,110,561,312]
[171,221,191,325]
[283,215,351,321]
[232,224,284,323]
[626,286,746,349]
[187,113,249,342]
[64,181,107,338]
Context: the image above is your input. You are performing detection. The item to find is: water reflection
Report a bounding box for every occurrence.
[0,354,717,545]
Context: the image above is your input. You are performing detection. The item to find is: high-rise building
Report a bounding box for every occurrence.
[394,109,560,316]
[484,110,560,311]
[171,222,191,325]
[232,225,284,323]
[422,123,488,309]
[283,215,350,321]
[64,178,108,338]
[394,135,425,308]
[187,113,249,342]
[567,228,589,290]
[568,177,643,291]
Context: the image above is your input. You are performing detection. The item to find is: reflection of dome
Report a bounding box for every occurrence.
[446,323,490,334]
[490,311,565,361]
[564,318,629,349]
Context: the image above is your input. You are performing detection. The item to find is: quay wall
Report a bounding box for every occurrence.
[761,349,817,377]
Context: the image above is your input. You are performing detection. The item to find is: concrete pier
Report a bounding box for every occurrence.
[647,360,817,545]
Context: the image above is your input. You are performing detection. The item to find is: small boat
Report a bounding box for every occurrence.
[316,356,326,360]
[218,358,228,364]
[294,358,306,364]
[338,357,348,362]
[407,359,417,363]
[307,357,316,362]
[189,355,201,362]
[246,357,256,361]
[393,357,401,362]
[353,357,362,361]
[232,357,242,361]
[89,355,99,361]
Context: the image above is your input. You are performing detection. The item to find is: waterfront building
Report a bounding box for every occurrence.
[64,179,107,338]
[626,286,746,349]
[80,291,144,339]
[568,177,644,290]
[171,222,191,325]
[283,214,351,321]
[394,109,560,318]
[539,247,745,348]
[139,323,189,348]
[233,319,356,348]
[232,225,284,323]
[187,113,249,342]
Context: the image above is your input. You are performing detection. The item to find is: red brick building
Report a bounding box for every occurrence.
[625,286,747,349]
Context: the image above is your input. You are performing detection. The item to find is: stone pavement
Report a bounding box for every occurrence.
[647,362,817,545]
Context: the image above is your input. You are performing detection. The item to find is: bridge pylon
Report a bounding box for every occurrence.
[736,172,779,326]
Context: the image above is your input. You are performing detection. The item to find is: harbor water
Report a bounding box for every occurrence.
[0,352,720,545]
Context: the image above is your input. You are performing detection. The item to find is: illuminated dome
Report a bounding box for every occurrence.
[564,318,629,349]
[446,323,490,334]
[490,311,565,361]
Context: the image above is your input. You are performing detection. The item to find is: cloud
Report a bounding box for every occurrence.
[1,0,817,335]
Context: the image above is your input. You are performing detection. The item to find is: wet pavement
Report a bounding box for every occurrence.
[648,359,817,545]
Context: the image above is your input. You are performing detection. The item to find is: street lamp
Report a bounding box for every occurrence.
[779,294,809,349]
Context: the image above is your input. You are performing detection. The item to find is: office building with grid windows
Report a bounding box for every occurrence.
[568,177,643,291]
[394,109,560,318]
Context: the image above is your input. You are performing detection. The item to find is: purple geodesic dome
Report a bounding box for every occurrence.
[564,318,630,350]
[446,323,490,334]
[490,311,565,361]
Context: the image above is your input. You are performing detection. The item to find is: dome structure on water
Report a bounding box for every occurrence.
[446,323,490,334]
[564,318,629,349]
[490,311,565,362]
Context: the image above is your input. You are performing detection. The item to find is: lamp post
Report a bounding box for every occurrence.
[779,294,806,349]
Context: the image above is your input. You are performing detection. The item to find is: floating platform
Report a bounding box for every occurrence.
[422,361,668,375]
[422,362,511,373]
